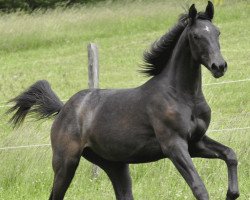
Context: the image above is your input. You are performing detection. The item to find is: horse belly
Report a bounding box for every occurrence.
[126,139,165,163]
[89,128,165,163]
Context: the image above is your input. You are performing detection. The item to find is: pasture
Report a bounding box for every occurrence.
[0,0,249,199]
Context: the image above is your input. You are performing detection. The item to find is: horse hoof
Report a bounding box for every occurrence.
[226,190,239,200]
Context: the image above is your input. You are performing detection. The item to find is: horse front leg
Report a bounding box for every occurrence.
[157,131,209,200]
[190,135,239,200]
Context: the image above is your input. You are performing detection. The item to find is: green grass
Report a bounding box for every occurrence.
[0,0,249,199]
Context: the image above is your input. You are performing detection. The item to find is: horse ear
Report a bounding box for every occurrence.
[205,1,214,20]
[189,4,197,23]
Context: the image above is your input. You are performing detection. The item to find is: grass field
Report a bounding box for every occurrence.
[0,0,249,199]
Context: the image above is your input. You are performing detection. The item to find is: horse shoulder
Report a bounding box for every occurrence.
[146,93,183,135]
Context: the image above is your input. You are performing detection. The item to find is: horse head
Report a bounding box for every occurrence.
[187,1,227,78]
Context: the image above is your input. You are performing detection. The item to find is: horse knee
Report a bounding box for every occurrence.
[192,184,209,200]
[224,148,238,166]
[196,193,209,200]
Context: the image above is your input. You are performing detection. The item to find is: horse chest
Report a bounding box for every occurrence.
[188,115,208,142]
[168,102,210,141]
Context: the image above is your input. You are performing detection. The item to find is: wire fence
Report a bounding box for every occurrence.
[0,127,249,151]
[0,78,249,109]
[0,77,249,151]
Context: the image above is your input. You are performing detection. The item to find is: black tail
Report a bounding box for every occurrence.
[6,80,64,128]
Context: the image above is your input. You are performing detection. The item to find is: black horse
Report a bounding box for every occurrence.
[7,2,239,200]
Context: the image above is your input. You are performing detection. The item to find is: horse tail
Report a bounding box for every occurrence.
[6,80,64,128]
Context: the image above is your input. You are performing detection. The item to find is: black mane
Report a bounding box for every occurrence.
[141,12,211,77]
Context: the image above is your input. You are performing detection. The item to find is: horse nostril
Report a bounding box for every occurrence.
[211,63,217,71]
[224,62,228,70]
[219,65,224,72]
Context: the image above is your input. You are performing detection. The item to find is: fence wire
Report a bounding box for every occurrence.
[0,78,249,109]
[0,126,249,151]
[0,76,249,151]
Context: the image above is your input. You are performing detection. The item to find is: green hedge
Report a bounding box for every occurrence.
[0,0,105,12]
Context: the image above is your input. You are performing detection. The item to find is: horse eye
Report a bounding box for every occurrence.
[193,34,199,40]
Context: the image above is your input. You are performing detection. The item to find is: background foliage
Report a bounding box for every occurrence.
[0,0,247,12]
[0,0,106,12]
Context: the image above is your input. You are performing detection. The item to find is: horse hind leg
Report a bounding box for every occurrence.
[49,134,83,200]
[82,148,134,200]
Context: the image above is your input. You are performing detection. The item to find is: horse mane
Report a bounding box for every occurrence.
[141,12,210,77]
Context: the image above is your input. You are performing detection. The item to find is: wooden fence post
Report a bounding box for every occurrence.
[88,43,99,89]
[87,43,99,178]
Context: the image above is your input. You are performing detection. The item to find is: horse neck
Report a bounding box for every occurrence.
[158,29,202,98]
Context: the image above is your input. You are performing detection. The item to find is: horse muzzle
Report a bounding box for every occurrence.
[210,61,227,78]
